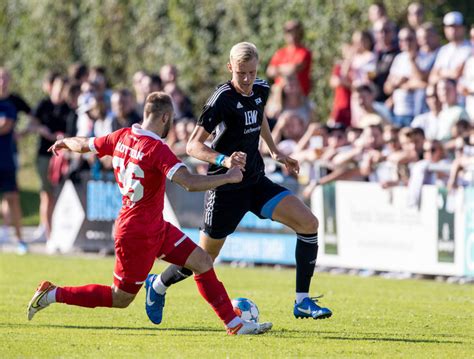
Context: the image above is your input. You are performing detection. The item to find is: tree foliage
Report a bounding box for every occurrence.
[1,0,471,119]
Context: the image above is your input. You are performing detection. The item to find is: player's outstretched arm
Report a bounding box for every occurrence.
[48,137,91,156]
[171,166,243,192]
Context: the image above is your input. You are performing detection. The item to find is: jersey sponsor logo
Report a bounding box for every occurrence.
[115,141,144,161]
[255,97,262,105]
[244,110,258,126]
[237,101,243,109]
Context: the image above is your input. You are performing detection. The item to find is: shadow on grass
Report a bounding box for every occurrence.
[272,329,464,344]
[8,323,222,333]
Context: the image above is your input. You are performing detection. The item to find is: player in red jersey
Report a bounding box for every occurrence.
[26,92,272,335]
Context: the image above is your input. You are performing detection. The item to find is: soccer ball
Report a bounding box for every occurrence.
[231,297,259,323]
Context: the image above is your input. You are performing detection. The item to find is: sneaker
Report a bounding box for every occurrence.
[294,296,332,320]
[145,274,166,324]
[227,320,273,335]
[27,281,56,321]
[16,241,28,255]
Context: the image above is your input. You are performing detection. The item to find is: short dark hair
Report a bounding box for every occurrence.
[355,84,374,94]
[144,92,173,119]
[68,62,88,81]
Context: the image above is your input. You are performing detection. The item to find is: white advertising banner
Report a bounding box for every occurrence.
[313,182,466,276]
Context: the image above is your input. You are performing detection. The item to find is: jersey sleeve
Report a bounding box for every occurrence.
[152,143,187,180]
[254,78,271,106]
[197,89,224,134]
[91,128,127,158]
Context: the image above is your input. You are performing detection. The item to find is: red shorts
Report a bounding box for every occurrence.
[113,222,197,294]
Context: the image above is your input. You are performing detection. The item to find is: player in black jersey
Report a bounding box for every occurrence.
[145,42,332,323]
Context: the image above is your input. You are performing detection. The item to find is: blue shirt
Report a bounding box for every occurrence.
[0,99,18,171]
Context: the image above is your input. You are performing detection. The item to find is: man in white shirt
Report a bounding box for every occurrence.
[411,85,441,140]
[429,11,471,84]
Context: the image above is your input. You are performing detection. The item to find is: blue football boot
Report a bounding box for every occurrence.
[294,296,332,320]
[145,274,166,324]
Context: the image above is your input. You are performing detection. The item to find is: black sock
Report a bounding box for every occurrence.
[295,233,319,293]
[160,265,193,287]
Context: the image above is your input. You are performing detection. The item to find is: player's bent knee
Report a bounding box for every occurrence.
[185,248,213,275]
[297,213,319,234]
[111,287,136,308]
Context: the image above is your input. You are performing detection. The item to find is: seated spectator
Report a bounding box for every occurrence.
[445,119,472,153]
[107,89,141,131]
[353,84,391,127]
[407,139,449,207]
[368,3,388,31]
[447,128,474,190]
[265,74,316,125]
[373,19,400,102]
[266,20,312,96]
[271,111,307,156]
[429,12,472,84]
[164,82,194,121]
[328,43,352,127]
[169,118,195,157]
[411,85,441,140]
[435,79,470,141]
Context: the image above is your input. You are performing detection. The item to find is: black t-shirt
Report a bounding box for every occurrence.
[373,47,400,102]
[8,93,31,115]
[33,98,69,156]
[197,78,270,190]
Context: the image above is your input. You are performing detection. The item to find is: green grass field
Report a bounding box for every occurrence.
[1,253,473,358]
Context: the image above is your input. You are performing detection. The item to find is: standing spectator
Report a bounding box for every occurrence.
[429,12,472,84]
[328,43,352,127]
[407,3,424,30]
[385,27,430,127]
[411,85,442,140]
[32,75,70,242]
[67,63,89,85]
[368,3,387,29]
[0,72,26,253]
[108,89,141,131]
[459,51,474,121]
[373,19,400,102]
[132,70,147,115]
[435,79,470,141]
[266,20,312,96]
[415,22,440,114]
[160,64,178,87]
[348,30,376,124]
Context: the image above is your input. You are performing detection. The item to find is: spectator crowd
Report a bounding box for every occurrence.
[1,3,474,254]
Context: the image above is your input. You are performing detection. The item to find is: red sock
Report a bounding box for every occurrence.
[56,284,113,308]
[194,269,237,326]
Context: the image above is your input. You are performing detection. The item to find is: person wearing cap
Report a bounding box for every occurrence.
[429,11,472,84]
[266,20,312,96]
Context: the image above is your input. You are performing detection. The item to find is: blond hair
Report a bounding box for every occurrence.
[229,42,259,64]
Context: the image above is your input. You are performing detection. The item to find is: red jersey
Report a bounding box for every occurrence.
[269,45,312,96]
[90,124,185,239]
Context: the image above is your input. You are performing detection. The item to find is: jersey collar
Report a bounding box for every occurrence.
[131,124,163,142]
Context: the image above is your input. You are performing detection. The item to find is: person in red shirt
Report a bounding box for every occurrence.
[266,20,312,96]
[26,92,272,335]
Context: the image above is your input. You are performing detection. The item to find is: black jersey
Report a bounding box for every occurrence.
[197,78,270,191]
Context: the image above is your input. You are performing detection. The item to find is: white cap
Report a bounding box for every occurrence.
[443,11,463,26]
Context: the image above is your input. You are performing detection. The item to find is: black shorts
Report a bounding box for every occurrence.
[202,175,291,239]
[0,170,18,193]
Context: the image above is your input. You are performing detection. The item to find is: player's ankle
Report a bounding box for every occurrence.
[152,274,168,295]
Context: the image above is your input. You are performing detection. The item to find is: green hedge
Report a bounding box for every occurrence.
[1,0,471,120]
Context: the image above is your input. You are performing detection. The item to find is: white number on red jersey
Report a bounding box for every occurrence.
[112,156,144,202]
